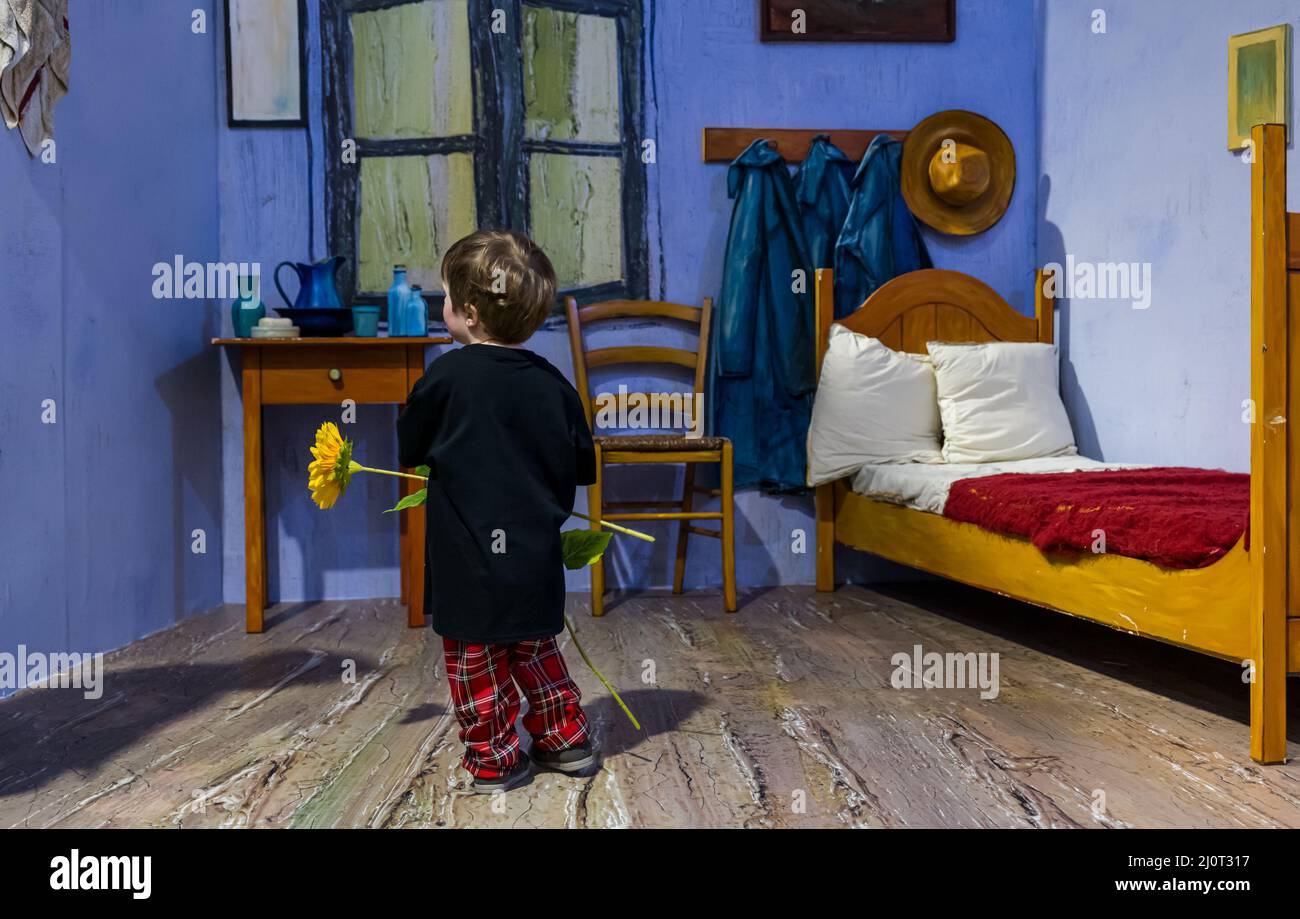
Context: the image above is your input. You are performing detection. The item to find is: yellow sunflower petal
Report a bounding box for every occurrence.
[308,421,356,509]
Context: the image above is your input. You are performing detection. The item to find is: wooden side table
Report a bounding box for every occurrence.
[214,337,453,632]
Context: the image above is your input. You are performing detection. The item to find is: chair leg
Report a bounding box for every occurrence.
[588,458,605,617]
[721,443,737,613]
[672,464,696,594]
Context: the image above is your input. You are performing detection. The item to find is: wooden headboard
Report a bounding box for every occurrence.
[812,267,1055,373]
[811,265,1055,596]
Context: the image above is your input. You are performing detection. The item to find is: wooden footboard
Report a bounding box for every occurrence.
[832,483,1250,660]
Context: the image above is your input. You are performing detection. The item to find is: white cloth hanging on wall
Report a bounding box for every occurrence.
[0,0,69,156]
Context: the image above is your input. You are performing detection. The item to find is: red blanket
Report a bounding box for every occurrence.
[942,467,1249,569]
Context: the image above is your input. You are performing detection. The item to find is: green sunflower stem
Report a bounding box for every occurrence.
[571,511,655,542]
[355,464,655,543]
[566,616,642,732]
[352,463,427,483]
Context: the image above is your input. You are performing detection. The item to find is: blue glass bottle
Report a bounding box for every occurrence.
[407,286,428,337]
[387,265,411,336]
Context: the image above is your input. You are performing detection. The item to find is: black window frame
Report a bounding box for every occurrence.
[321,0,648,315]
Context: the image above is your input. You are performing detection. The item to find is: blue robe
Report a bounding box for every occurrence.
[711,139,816,492]
[795,134,855,270]
[833,135,933,318]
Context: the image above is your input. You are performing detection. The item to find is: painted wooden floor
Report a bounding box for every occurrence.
[4,583,1300,828]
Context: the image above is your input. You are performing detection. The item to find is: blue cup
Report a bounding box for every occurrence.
[352,305,380,337]
[232,300,265,338]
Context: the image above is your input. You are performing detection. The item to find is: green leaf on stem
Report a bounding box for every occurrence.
[561,529,612,569]
[385,488,427,513]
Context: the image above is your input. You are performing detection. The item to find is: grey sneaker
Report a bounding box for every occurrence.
[530,741,598,776]
[470,758,532,795]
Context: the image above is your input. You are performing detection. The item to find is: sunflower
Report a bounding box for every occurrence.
[307,422,359,509]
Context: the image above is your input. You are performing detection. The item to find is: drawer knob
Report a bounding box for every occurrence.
[328,368,342,382]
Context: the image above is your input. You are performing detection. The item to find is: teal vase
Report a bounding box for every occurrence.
[231,291,266,338]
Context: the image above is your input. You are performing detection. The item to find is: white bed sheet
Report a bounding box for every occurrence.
[848,456,1143,515]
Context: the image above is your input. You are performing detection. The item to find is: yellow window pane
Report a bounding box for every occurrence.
[524,8,620,142]
[357,154,478,294]
[351,0,472,139]
[529,154,622,288]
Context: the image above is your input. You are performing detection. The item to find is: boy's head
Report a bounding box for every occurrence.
[440,230,556,345]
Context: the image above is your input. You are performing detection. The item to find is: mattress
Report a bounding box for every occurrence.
[848,455,1142,515]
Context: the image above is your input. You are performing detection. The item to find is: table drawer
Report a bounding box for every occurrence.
[260,346,410,404]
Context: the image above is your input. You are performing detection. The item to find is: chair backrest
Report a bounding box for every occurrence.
[564,297,714,431]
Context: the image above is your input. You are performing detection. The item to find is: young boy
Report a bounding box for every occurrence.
[396,229,598,794]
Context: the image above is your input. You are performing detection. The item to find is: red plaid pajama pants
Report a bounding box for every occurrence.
[442,636,590,779]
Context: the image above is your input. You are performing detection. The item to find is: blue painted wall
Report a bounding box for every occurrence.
[0,0,224,689]
[1038,0,1299,471]
[13,0,1288,644]
[3,0,1291,651]
[216,0,1041,604]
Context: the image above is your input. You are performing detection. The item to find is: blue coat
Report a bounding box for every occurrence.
[833,135,933,318]
[795,134,855,269]
[711,139,816,492]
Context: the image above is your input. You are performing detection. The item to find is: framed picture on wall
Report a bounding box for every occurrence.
[760,0,955,43]
[224,0,308,127]
[1227,24,1291,150]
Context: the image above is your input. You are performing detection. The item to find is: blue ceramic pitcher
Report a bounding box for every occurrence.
[274,256,345,310]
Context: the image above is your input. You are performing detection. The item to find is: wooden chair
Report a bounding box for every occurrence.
[564,296,737,616]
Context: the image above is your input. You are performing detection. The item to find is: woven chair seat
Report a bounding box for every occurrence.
[594,434,728,452]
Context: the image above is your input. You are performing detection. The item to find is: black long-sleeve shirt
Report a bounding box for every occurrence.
[396,344,597,643]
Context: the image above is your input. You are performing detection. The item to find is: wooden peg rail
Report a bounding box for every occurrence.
[701,127,908,163]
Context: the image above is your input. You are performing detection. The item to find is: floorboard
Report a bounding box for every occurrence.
[3,584,1300,828]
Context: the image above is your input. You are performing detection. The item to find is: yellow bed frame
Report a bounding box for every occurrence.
[813,123,1299,763]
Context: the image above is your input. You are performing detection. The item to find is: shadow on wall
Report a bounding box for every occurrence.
[153,339,226,625]
[263,405,403,603]
[1038,173,1100,459]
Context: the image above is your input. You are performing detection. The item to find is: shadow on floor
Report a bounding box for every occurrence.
[867,579,1300,737]
[0,654,708,800]
[0,649,381,798]
[570,689,708,760]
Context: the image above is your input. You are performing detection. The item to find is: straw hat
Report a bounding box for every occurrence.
[901,110,1016,236]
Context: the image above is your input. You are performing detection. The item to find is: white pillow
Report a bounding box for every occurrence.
[926,341,1077,464]
[807,324,944,485]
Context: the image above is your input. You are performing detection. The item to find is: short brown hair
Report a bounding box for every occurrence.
[441,230,557,344]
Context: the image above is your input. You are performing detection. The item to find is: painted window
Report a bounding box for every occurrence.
[323,0,647,313]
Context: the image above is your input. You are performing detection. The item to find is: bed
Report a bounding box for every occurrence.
[813,123,1299,763]
[849,456,1140,515]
